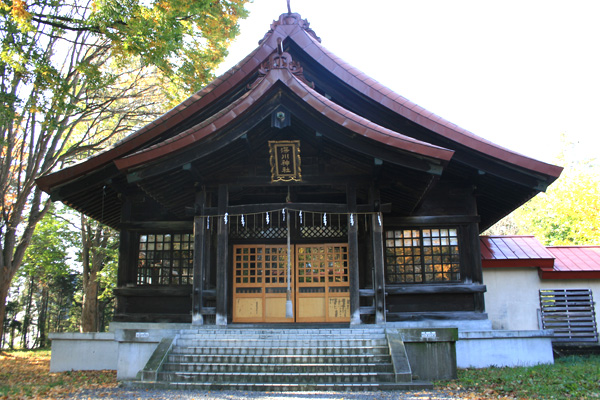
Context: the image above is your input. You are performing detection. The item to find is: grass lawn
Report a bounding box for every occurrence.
[438,354,600,399]
[0,349,598,399]
[0,349,116,399]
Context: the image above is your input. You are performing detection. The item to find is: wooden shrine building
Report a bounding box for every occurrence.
[37,11,562,327]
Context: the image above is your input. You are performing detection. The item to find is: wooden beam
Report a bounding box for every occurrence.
[347,183,361,325]
[192,190,207,325]
[385,215,480,226]
[386,284,487,295]
[215,184,229,325]
[119,221,193,230]
[191,202,392,216]
[370,186,386,324]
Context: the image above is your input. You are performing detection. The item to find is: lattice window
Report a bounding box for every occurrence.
[384,228,460,284]
[137,233,193,285]
[297,244,349,285]
[301,225,348,239]
[233,245,289,287]
[540,289,598,343]
[230,226,287,240]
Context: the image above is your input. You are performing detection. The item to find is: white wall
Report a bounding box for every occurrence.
[483,268,600,342]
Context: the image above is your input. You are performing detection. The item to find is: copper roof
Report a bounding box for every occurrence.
[115,68,454,171]
[35,11,563,232]
[37,11,561,192]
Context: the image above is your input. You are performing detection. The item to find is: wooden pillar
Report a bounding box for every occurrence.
[117,198,133,287]
[347,183,361,325]
[116,198,133,316]
[370,187,386,324]
[192,191,206,325]
[215,184,229,325]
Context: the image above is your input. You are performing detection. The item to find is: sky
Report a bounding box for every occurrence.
[216,0,600,166]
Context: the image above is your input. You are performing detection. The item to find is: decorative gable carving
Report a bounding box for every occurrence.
[248,38,314,90]
[259,12,321,45]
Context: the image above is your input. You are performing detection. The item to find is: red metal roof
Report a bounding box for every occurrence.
[480,236,555,269]
[481,236,600,279]
[542,246,600,279]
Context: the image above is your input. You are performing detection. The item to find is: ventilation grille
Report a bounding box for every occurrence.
[540,289,598,343]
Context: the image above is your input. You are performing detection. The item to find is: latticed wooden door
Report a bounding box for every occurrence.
[233,245,293,323]
[295,243,350,323]
[232,243,350,323]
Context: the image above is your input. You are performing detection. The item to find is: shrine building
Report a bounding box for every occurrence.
[37,9,564,387]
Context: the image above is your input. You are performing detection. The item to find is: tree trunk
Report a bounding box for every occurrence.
[79,214,109,333]
[81,270,99,332]
[37,285,49,348]
[21,275,35,349]
[0,274,12,349]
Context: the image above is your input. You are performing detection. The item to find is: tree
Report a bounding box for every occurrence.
[0,0,248,342]
[79,213,117,332]
[486,135,599,245]
[10,203,79,348]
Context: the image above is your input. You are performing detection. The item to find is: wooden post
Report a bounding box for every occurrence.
[192,191,206,325]
[116,198,133,317]
[370,187,386,324]
[117,198,133,287]
[215,184,229,325]
[347,183,361,325]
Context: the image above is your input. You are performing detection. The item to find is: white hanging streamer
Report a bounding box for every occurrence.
[323,212,327,226]
[224,212,229,225]
[241,214,245,227]
[282,208,286,222]
[266,212,270,225]
[206,216,210,230]
[350,213,354,226]
[378,214,382,226]
[299,211,303,224]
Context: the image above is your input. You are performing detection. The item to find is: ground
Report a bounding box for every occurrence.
[1,350,598,399]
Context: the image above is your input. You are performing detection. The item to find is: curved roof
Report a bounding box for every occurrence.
[37,10,561,193]
[114,67,453,172]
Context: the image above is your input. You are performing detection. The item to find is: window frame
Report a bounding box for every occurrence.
[384,226,462,284]
[136,232,194,286]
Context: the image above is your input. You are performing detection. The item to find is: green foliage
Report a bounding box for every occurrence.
[442,355,600,399]
[486,135,599,245]
[1,0,248,343]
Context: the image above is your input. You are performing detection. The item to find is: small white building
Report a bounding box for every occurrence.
[481,235,600,345]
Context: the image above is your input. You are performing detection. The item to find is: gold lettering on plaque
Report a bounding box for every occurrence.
[269,140,301,182]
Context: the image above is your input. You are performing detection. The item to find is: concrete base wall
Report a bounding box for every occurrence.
[49,332,117,372]
[457,330,554,368]
[49,322,555,378]
[112,323,184,380]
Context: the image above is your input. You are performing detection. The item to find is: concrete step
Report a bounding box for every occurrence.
[167,353,392,364]
[126,380,434,392]
[179,329,386,336]
[156,371,397,384]
[136,327,420,391]
[161,362,394,374]
[176,332,387,340]
[169,345,391,356]
[174,338,389,348]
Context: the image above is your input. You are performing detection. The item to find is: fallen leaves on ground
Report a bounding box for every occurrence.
[0,350,117,399]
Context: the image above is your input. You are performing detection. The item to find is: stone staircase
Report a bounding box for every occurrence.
[134,327,431,391]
